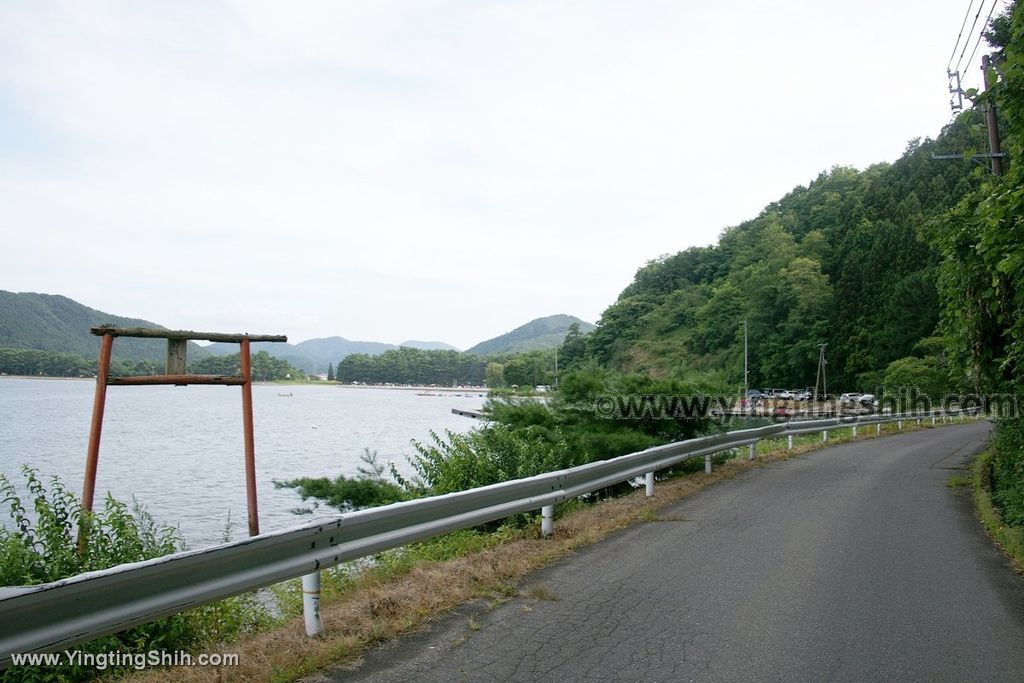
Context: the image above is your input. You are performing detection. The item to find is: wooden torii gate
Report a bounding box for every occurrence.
[82,326,287,540]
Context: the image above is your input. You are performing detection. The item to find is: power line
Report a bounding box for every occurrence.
[963,0,1000,79]
[948,0,977,72]
[952,0,987,75]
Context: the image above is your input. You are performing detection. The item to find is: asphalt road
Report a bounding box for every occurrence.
[324,422,1024,682]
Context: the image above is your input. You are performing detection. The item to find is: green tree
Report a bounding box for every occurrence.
[485,362,505,388]
[559,322,589,371]
[189,351,306,381]
[585,115,982,388]
[932,0,1024,528]
[882,356,951,409]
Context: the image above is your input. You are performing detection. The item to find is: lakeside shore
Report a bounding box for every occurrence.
[0,375,491,395]
[333,383,488,394]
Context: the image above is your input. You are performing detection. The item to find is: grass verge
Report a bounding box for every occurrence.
[125,416,977,683]
[969,449,1024,572]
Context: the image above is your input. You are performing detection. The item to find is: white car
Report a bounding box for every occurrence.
[840,392,862,405]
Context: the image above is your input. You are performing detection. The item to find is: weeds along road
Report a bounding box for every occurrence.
[326,422,1024,682]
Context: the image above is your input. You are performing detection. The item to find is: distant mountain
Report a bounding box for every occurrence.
[0,290,207,363]
[466,315,596,355]
[0,289,576,370]
[298,336,395,360]
[399,340,460,351]
[202,336,397,373]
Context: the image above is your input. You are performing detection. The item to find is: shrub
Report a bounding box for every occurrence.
[992,417,1024,527]
[407,425,575,496]
[278,475,407,512]
[276,449,410,513]
[0,467,270,682]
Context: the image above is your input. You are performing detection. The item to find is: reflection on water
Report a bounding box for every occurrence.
[0,378,482,548]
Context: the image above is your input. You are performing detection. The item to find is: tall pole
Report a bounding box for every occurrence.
[240,339,260,537]
[743,320,748,401]
[982,54,1004,176]
[79,332,114,552]
[82,333,113,516]
[814,343,826,403]
[814,346,821,402]
[822,345,827,400]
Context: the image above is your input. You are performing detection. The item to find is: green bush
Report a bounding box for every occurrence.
[278,475,407,512]
[480,367,713,466]
[277,449,410,513]
[407,425,575,496]
[284,370,719,530]
[0,467,184,585]
[992,417,1024,527]
[565,427,662,463]
[0,467,270,682]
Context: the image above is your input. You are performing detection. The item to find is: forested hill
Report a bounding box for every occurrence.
[0,291,203,363]
[467,315,595,355]
[587,114,986,390]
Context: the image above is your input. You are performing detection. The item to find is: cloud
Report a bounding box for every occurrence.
[0,1,968,348]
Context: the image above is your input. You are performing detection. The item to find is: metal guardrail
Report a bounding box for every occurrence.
[0,409,979,667]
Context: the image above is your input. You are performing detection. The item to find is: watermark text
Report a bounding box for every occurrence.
[10,649,239,671]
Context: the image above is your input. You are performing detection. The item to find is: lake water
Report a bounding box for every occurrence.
[0,378,484,549]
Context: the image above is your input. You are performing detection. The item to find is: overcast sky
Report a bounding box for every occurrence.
[0,1,998,350]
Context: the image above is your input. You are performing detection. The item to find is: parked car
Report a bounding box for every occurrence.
[746,389,765,401]
[776,389,794,400]
[859,394,877,408]
[840,392,862,405]
[796,390,813,401]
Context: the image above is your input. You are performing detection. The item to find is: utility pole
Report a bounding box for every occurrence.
[814,343,827,402]
[743,320,748,402]
[821,345,827,400]
[982,54,1004,175]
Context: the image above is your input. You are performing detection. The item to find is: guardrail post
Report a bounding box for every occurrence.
[541,505,554,537]
[787,434,794,450]
[822,430,829,443]
[876,423,881,435]
[898,420,903,430]
[705,453,712,475]
[931,416,936,426]
[748,442,757,460]
[302,571,323,636]
[645,472,654,497]
[852,424,858,437]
